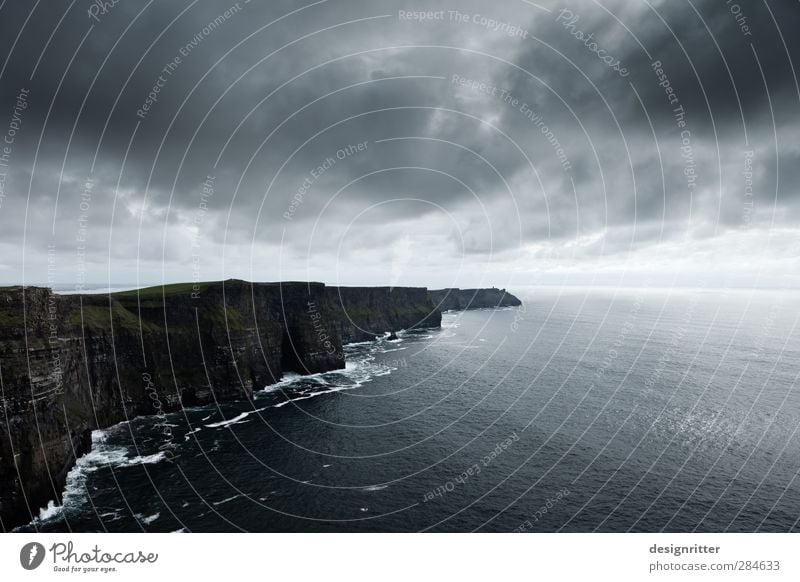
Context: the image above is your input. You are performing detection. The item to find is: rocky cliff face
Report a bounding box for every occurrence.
[0,281,516,530]
[428,287,522,311]
[326,286,441,344]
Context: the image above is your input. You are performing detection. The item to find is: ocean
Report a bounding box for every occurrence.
[18,287,800,532]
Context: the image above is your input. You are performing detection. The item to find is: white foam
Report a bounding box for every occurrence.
[212,494,244,506]
[273,384,358,408]
[205,406,268,429]
[130,452,169,465]
[58,429,168,512]
[37,499,63,521]
[205,412,251,428]
[261,371,331,394]
[264,324,432,409]
[344,339,375,347]
[265,372,303,389]
[184,426,202,441]
[344,359,362,371]
[73,432,168,470]
[136,512,160,525]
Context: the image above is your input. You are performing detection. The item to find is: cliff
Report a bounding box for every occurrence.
[0,280,517,530]
[428,287,522,311]
[327,286,441,343]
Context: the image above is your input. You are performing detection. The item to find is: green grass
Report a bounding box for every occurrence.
[0,310,23,327]
[112,281,217,298]
[70,302,162,334]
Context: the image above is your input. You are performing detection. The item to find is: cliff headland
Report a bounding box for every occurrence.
[0,280,520,530]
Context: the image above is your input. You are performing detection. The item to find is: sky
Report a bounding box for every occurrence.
[0,0,798,291]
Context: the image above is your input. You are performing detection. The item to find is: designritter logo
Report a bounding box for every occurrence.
[20,542,46,570]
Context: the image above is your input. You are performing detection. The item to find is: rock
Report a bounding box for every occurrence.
[0,280,518,530]
[428,287,522,311]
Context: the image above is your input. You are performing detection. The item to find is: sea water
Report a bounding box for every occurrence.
[19,287,800,532]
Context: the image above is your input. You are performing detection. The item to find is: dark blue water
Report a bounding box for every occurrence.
[20,287,800,532]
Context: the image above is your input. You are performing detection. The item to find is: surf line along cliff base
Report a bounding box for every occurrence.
[0,279,521,530]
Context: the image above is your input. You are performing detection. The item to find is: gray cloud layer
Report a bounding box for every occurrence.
[0,0,797,288]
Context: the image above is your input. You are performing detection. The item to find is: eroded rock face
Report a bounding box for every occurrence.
[0,280,519,530]
[326,286,442,344]
[0,280,442,529]
[428,287,522,311]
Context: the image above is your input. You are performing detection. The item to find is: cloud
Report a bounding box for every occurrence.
[0,0,797,288]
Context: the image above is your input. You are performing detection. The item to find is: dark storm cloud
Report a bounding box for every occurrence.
[0,0,797,285]
[492,0,800,245]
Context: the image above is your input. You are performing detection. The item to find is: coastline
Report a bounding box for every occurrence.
[0,280,520,531]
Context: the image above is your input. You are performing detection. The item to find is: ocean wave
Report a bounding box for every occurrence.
[36,499,63,522]
[21,429,168,527]
[263,372,306,391]
[184,426,203,441]
[441,315,460,329]
[204,408,267,429]
[256,325,435,408]
[273,384,359,408]
[136,512,160,525]
[212,494,246,506]
[76,430,169,469]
